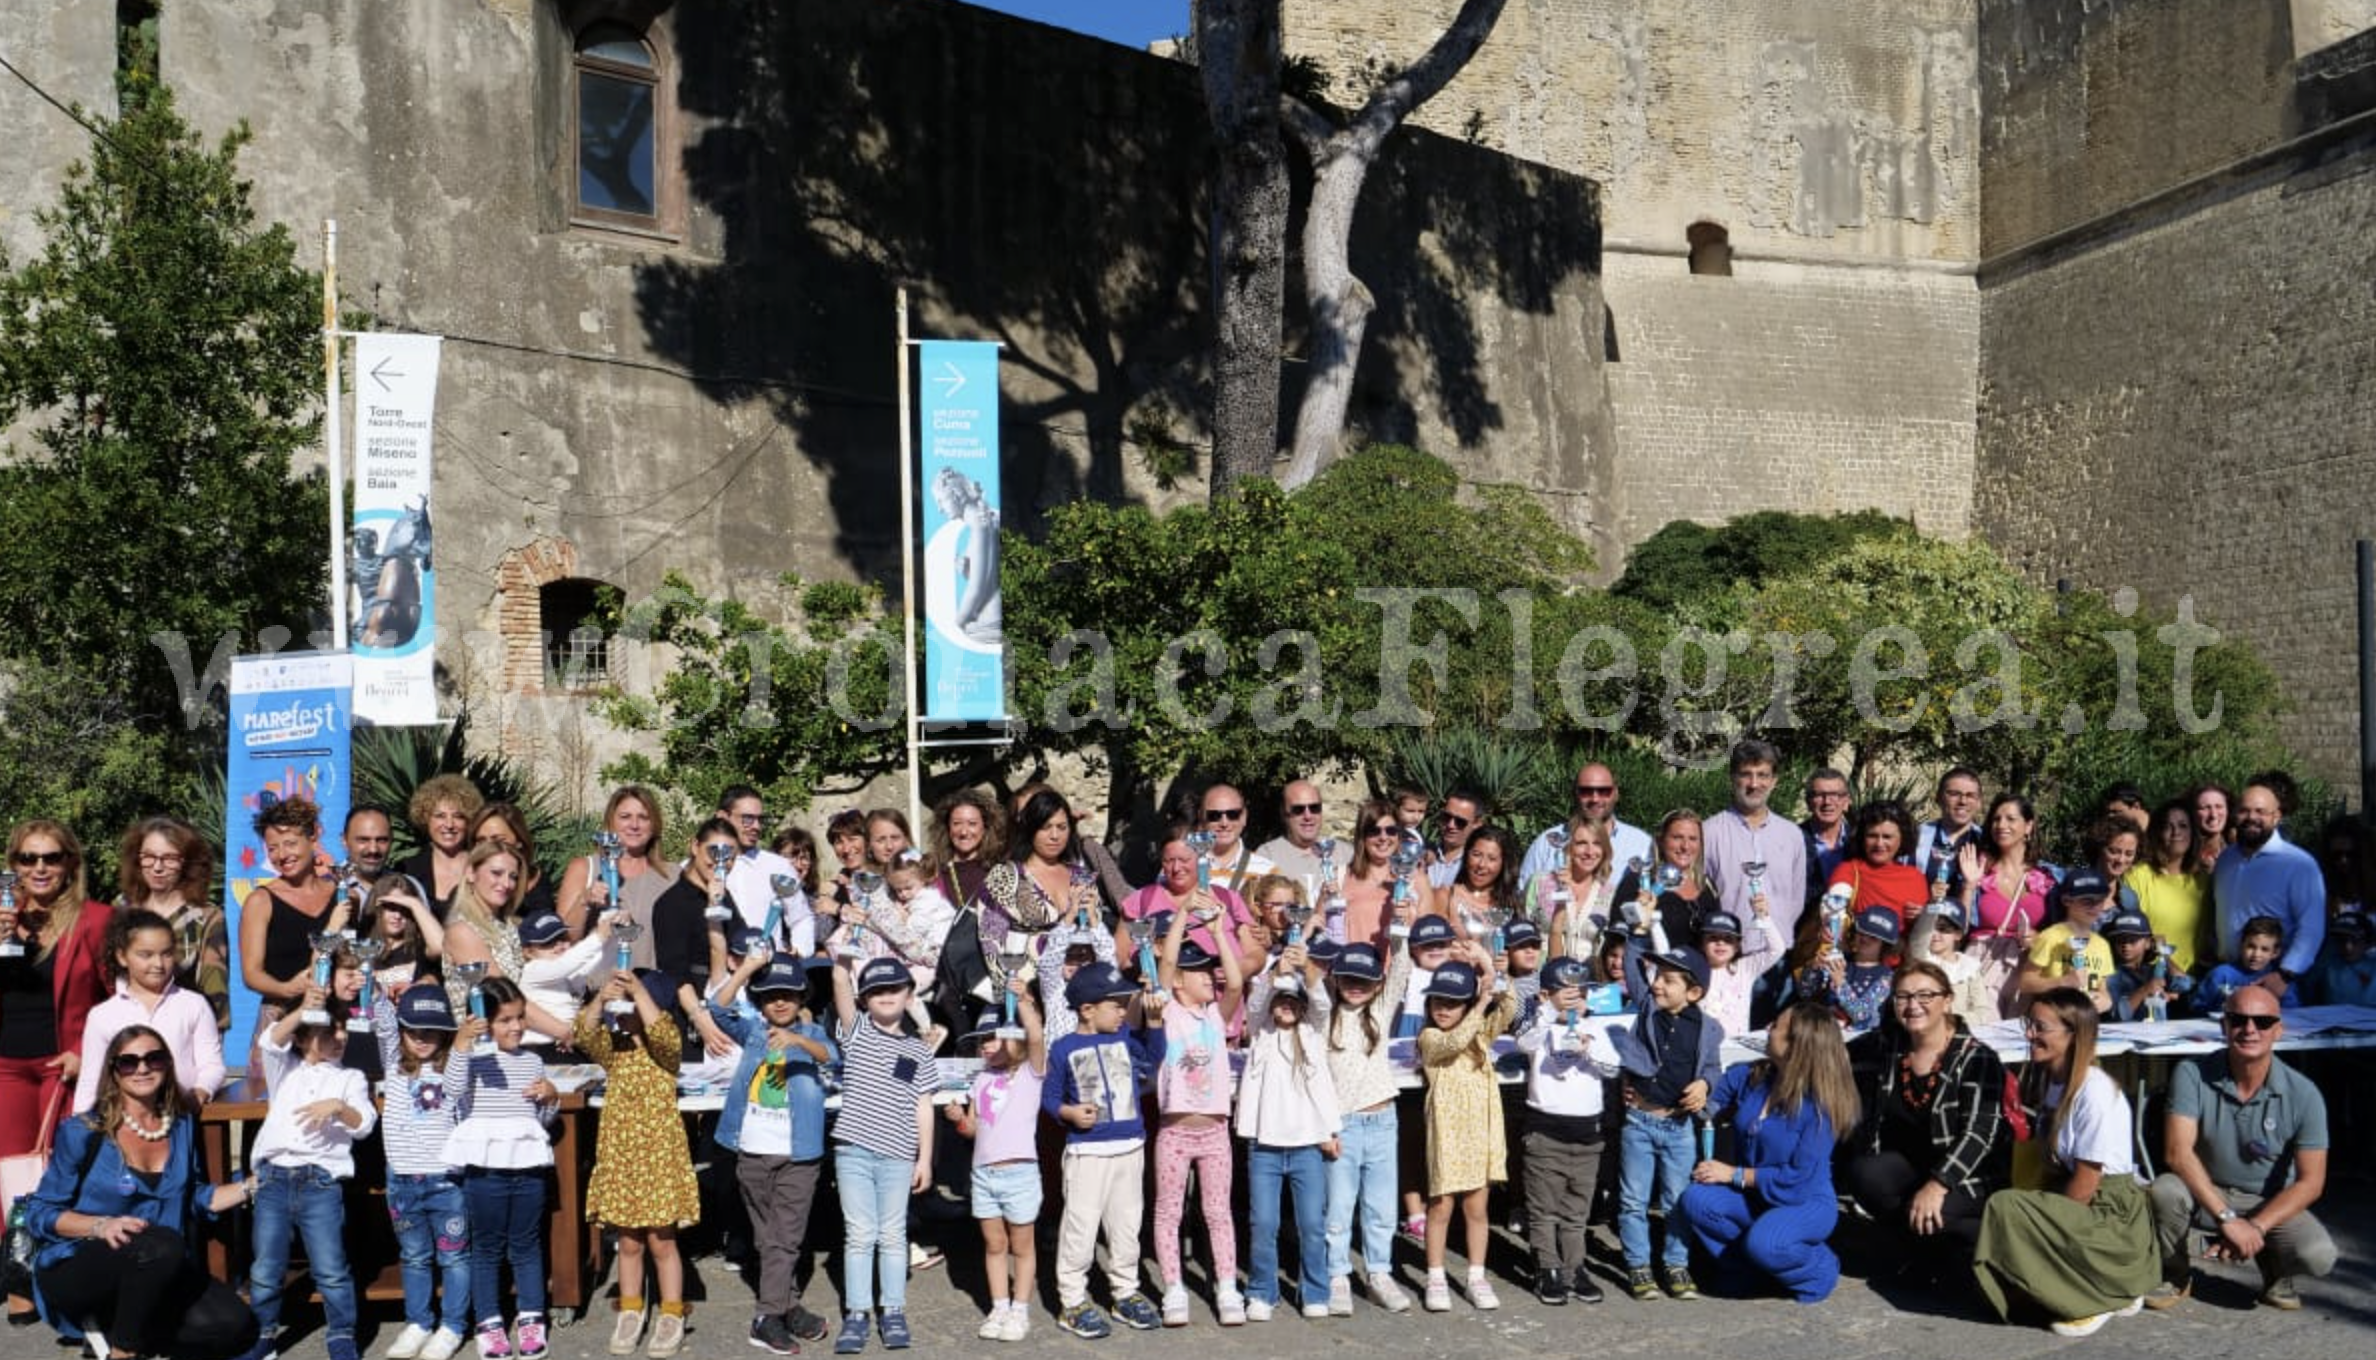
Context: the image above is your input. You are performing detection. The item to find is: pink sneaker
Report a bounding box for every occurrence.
[511,1318,548,1360]
[474,1325,512,1360]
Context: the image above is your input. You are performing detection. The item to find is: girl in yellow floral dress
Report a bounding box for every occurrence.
[578,970,702,1357]
[1416,941,1515,1313]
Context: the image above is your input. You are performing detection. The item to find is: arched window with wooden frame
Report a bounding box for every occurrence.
[572,21,664,229]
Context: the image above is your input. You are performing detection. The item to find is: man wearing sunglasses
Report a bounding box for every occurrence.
[1196,784,1275,896]
[1254,780,1349,892]
[1517,763,1652,897]
[2146,987,2335,1311]
[1424,792,1486,890]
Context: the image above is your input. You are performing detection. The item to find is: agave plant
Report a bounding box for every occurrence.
[349,720,594,879]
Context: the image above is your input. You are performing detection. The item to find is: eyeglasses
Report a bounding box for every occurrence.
[10,850,66,867]
[1891,990,1949,1007]
[1204,808,1246,822]
[1809,789,1850,802]
[111,1050,171,1075]
[1285,802,1322,816]
[2223,1013,2280,1032]
[137,852,186,867]
[1574,785,1615,797]
[1441,814,1472,829]
[1365,825,1399,838]
[735,813,765,826]
[2020,1020,2068,1035]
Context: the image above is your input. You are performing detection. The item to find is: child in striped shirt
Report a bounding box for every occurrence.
[373,981,470,1360]
[827,958,941,1354]
[445,977,560,1360]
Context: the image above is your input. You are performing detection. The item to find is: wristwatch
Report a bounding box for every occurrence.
[2216,1207,2238,1224]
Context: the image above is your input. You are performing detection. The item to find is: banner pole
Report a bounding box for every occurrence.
[897,288,923,831]
[324,219,348,653]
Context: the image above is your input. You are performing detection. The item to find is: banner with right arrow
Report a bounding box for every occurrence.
[916,339,1006,722]
[349,332,443,726]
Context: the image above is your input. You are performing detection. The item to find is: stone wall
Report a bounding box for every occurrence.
[1975,0,2376,782]
[1286,0,1984,549]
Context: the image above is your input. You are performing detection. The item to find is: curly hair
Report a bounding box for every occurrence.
[117,816,214,906]
[406,774,485,833]
[252,795,321,839]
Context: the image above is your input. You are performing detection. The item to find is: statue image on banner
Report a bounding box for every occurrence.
[928,467,1002,646]
[351,496,434,650]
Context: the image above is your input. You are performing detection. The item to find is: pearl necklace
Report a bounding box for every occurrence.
[124,1111,173,1143]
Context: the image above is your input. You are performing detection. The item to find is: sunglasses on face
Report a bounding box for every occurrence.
[1575,785,1614,797]
[1286,802,1322,816]
[2223,1012,2280,1032]
[11,850,67,867]
[1204,808,1245,822]
[112,1050,171,1075]
[1365,825,1399,838]
[1441,813,1472,829]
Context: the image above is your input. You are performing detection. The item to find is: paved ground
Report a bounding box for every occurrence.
[12,1182,2373,1360]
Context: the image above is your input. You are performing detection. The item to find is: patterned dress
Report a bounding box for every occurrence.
[579,1011,702,1229]
[1417,991,1515,1195]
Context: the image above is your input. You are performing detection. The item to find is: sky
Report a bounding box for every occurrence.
[952,0,1191,49]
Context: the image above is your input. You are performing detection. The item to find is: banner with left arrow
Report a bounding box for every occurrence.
[349,332,443,725]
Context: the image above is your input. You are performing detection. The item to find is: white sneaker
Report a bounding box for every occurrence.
[2050,1312,2111,1338]
[1468,1274,1501,1311]
[420,1330,466,1360]
[1243,1299,1273,1323]
[1326,1277,1354,1316]
[1216,1289,1246,1327]
[2116,1297,2145,1318]
[387,1325,433,1360]
[1300,1302,1331,1320]
[978,1311,1007,1341]
[1161,1283,1191,1328]
[999,1305,1030,1342]
[1366,1272,1412,1314]
[1423,1276,1452,1312]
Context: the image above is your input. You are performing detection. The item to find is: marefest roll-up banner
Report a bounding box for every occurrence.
[917,339,1006,722]
[223,651,352,1053]
[350,332,442,726]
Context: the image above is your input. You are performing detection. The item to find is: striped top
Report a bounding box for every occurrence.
[830,1017,938,1161]
[373,994,461,1176]
[442,1043,554,1169]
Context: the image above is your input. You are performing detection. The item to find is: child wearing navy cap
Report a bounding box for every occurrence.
[827,957,942,1353]
[1043,962,1168,1339]
[578,970,702,1356]
[373,982,469,1360]
[1151,907,1249,1327]
[1809,907,1900,1035]
[2101,909,2190,1022]
[517,908,610,1049]
[1515,957,1622,1305]
[1908,900,1998,1028]
[1318,942,1416,1316]
[1416,942,1516,1312]
[713,953,838,1354]
[1611,948,1722,1300]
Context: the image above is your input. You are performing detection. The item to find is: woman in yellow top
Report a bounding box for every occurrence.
[2121,799,2213,975]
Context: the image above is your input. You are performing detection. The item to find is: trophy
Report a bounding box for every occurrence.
[302,931,347,1024]
[2147,937,2176,1023]
[1314,837,1345,926]
[2069,926,2097,993]
[347,937,386,1033]
[1482,906,1512,954]
[766,873,800,947]
[0,870,21,960]
[451,962,491,1055]
[704,842,738,923]
[1283,899,1317,948]
[607,920,643,1016]
[1696,1114,1716,1164]
[1655,862,1685,895]
[328,862,357,922]
[1069,861,1098,932]
[1621,857,1653,929]
[839,870,882,961]
[591,830,624,916]
[1928,846,1954,907]
[995,930,1032,1041]
[1185,830,1217,890]
[1126,916,1165,1000]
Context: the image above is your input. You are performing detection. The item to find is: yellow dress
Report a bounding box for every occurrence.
[580,1012,702,1229]
[1417,991,1515,1196]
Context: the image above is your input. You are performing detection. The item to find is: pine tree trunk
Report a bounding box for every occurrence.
[1281,148,1374,489]
[1199,0,1290,499]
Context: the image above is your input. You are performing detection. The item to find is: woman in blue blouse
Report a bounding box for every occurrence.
[1677,1001,1863,1302]
[20,1025,256,1358]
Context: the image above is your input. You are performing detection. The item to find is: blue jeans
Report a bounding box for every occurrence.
[249,1163,356,1343]
[835,1144,913,1312]
[1617,1111,1695,1269]
[1325,1107,1398,1279]
[1248,1144,1329,1307]
[389,1172,472,1334]
[461,1168,547,1327]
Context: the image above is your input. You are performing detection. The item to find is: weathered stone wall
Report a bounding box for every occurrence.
[1975,0,2376,782]
[1286,0,1984,549]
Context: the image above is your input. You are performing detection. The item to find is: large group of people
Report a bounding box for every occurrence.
[0,745,2364,1359]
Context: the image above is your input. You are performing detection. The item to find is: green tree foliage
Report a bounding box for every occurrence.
[0,86,327,732]
[0,659,197,886]
[1613,509,1912,613]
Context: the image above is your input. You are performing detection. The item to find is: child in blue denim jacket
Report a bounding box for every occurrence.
[713,951,839,1355]
[1609,949,1723,1303]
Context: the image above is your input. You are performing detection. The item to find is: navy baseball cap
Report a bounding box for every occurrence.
[964,1006,1003,1041]
[1504,919,1544,950]
[1306,937,1344,970]
[2061,867,2113,901]
[1176,940,1223,972]
[1332,943,1384,983]
[1269,972,1308,1000]
[1928,901,1968,932]
[2334,910,2371,940]
[1423,960,1480,1002]
[1064,961,1139,1009]
[396,983,458,1032]
[633,968,680,1014]
[1852,906,1902,947]
[517,911,569,948]
[1646,948,1711,993]
[1409,915,1457,949]
[1698,910,1743,941]
[726,924,767,958]
[855,958,912,996]
[750,953,809,996]
[2101,909,2154,940]
[1542,956,1591,991]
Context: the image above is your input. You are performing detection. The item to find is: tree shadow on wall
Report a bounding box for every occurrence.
[635,0,1603,578]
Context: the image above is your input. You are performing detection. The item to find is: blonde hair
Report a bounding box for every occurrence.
[2023,987,2101,1151]
[1767,1002,1861,1136]
[407,774,485,833]
[8,820,90,959]
[448,840,525,925]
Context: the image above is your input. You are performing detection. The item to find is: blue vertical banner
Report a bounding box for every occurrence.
[223,651,353,1053]
[917,339,1007,720]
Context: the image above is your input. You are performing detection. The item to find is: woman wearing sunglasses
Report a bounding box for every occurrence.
[2,819,117,1317]
[18,1026,258,1358]
[1839,960,2013,1282]
[1972,987,2159,1337]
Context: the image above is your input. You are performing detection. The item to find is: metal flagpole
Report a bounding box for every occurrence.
[324,219,348,652]
[896,288,923,831]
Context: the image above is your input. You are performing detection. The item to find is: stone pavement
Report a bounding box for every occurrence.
[12,1185,2372,1360]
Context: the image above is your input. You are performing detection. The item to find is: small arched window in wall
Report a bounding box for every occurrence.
[1687,221,1733,277]
[540,576,616,691]
[573,22,661,226]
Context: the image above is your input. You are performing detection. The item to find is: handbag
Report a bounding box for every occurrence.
[0,1083,68,1219]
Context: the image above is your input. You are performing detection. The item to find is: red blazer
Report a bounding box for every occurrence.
[45,899,115,1061]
